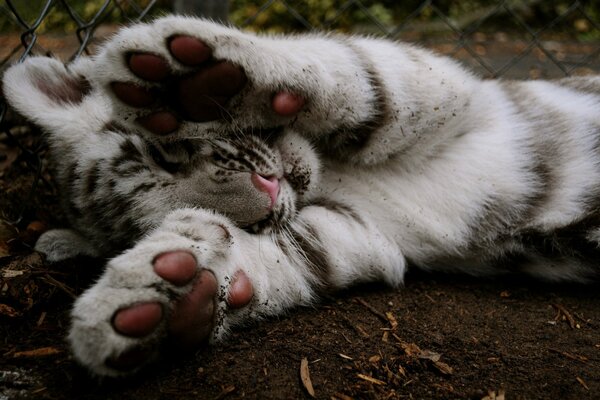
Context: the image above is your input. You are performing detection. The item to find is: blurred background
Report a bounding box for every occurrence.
[1,0,599,77]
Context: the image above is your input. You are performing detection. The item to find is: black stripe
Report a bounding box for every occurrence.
[113,216,144,251]
[119,138,144,163]
[290,224,331,288]
[114,163,150,177]
[39,73,91,105]
[104,120,134,135]
[515,215,600,262]
[83,162,101,196]
[62,161,84,221]
[512,146,556,227]
[307,198,365,226]
[555,76,600,97]
[129,181,157,196]
[317,40,390,159]
[499,81,564,220]
[213,147,256,172]
[147,142,182,174]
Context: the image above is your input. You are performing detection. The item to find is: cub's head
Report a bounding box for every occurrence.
[2,56,320,253]
[140,129,320,234]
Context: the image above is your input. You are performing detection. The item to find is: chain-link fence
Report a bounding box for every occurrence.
[1,0,599,225]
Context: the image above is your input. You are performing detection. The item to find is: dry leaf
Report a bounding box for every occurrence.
[418,349,441,362]
[1,269,25,279]
[368,355,381,363]
[400,342,422,357]
[400,342,454,375]
[300,357,315,398]
[0,144,19,172]
[548,348,588,363]
[0,303,20,317]
[382,330,389,342]
[432,360,454,375]
[397,364,407,378]
[13,346,61,358]
[385,312,398,329]
[214,385,236,400]
[482,388,505,400]
[552,303,576,329]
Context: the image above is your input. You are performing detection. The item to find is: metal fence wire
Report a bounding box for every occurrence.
[0,0,599,223]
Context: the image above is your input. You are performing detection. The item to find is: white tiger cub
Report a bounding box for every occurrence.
[3,16,600,377]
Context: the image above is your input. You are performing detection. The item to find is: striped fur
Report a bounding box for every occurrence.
[3,16,600,376]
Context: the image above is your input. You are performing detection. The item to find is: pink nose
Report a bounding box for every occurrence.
[251,173,279,208]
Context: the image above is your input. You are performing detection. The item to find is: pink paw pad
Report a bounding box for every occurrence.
[169,36,212,65]
[110,35,247,134]
[110,35,306,136]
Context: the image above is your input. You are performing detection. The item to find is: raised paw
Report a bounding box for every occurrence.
[94,18,308,138]
[113,36,248,134]
[112,37,305,134]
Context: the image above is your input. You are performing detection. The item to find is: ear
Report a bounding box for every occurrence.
[2,56,110,136]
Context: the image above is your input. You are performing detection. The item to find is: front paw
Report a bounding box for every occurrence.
[90,17,306,139]
[68,209,252,376]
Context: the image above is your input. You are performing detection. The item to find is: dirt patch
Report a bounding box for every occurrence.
[1,102,599,400]
[1,262,599,399]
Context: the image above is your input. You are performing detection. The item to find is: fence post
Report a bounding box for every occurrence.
[173,0,229,22]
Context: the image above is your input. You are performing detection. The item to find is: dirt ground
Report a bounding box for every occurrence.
[1,38,600,399]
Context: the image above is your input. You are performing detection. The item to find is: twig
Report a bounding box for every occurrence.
[341,315,370,338]
[576,377,589,390]
[356,373,386,386]
[574,312,598,328]
[356,297,388,323]
[213,385,236,400]
[40,274,76,299]
[548,348,588,363]
[552,303,576,329]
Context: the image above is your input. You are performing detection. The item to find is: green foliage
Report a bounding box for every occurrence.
[1,0,169,32]
[229,0,401,32]
[229,0,600,39]
[1,0,598,40]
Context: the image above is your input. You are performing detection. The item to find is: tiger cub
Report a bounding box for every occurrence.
[3,16,600,376]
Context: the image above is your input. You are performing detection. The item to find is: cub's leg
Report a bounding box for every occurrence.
[70,205,406,377]
[87,16,382,147]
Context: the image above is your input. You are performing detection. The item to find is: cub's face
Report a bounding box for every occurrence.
[1,56,321,245]
[142,129,320,233]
